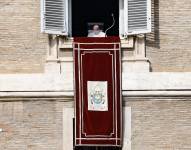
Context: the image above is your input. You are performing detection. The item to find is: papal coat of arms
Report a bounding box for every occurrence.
[87,81,108,111]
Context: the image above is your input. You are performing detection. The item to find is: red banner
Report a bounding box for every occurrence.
[74,37,122,147]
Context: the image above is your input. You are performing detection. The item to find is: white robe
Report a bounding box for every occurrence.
[88,31,106,37]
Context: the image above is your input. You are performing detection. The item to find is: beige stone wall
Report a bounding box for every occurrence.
[1,0,191,73]
[0,0,47,73]
[146,0,191,72]
[0,98,190,150]
[125,98,191,150]
[0,100,65,150]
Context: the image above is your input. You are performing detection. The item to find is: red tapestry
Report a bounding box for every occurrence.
[74,37,122,147]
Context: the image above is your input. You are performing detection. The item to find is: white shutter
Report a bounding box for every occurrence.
[124,0,151,35]
[41,0,68,35]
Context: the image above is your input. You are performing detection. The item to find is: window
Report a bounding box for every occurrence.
[41,0,151,36]
[72,0,119,37]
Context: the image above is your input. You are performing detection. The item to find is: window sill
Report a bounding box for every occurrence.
[58,36,134,49]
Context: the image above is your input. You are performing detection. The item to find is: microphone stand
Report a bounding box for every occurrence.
[105,13,116,37]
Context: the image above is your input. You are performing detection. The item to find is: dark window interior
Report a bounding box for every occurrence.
[72,0,119,37]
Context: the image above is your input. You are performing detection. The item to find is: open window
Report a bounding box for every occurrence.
[72,0,119,37]
[41,0,151,36]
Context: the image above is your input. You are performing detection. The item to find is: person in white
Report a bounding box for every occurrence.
[88,24,106,37]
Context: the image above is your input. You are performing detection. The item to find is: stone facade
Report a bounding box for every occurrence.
[0,0,47,73]
[0,0,191,150]
[1,0,191,73]
[146,0,191,72]
[0,98,191,150]
[126,99,191,150]
[0,73,190,150]
[0,100,67,150]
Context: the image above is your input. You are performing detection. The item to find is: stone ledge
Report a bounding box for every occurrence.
[1,90,191,98]
[1,73,191,93]
[59,37,134,49]
[1,91,191,102]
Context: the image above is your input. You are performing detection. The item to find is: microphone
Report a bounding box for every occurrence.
[105,13,116,37]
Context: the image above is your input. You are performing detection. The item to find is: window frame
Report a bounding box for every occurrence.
[41,0,151,36]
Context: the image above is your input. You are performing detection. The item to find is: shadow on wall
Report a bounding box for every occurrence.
[146,0,160,48]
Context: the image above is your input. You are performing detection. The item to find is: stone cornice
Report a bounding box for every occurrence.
[0,73,191,100]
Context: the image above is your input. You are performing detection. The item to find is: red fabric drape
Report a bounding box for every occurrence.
[74,37,122,147]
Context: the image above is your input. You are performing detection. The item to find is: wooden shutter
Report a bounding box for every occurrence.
[124,0,151,35]
[41,0,68,35]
